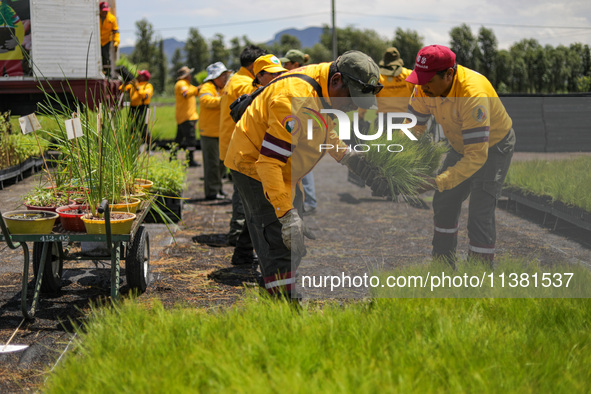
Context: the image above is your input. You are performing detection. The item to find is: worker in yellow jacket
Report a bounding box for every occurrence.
[218,45,266,266]
[99,2,119,73]
[225,51,383,298]
[0,1,25,76]
[174,65,200,167]
[406,45,515,266]
[199,62,231,200]
[122,69,153,140]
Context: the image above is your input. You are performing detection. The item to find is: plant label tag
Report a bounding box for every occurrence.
[18,113,41,135]
[65,117,84,140]
[144,108,151,125]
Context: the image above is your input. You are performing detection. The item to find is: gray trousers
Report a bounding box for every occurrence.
[231,170,300,294]
[432,129,515,263]
[200,136,225,198]
[230,183,254,256]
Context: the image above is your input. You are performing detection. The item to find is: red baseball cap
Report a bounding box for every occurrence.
[138,70,151,80]
[406,45,456,85]
[99,2,110,11]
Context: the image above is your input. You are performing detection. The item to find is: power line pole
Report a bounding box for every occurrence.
[332,0,337,59]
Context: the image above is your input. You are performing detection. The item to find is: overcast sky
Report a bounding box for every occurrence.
[115,0,591,50]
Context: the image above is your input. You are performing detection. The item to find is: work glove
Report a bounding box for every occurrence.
[358,119,371,136]
[3,37,18,51]
[340,151,379,186]
[278,209,312,256]
[370,176,396,197]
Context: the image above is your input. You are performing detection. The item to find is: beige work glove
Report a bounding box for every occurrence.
[278,209,315,256]
[340,151,396,197]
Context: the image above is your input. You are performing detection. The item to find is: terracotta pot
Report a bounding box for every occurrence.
[81,212,136,235]
[56,204,89,232]
[25,200,74,224]
[2,210,59,234]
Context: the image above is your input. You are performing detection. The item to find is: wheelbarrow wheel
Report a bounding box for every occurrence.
[32,242,64,293]
[126,225,150,292]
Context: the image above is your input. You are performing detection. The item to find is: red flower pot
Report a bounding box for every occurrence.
[56,204,89,232]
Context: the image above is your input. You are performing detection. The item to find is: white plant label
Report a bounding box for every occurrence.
[18,113,42,135]
[65,117,84,140]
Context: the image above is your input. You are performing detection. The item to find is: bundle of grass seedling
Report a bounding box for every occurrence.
[360,129,447,196]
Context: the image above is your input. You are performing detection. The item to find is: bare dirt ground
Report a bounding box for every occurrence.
[1,151,590,392]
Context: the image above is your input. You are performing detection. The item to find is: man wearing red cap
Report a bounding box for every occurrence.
[121,70,153,140]
[99,1,119,73]
[406,44,515,266]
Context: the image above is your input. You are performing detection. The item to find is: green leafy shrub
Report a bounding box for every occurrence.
[0,111,47,169]
[147,147,188,196]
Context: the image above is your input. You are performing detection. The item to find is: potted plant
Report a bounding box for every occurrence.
[144,151,187,223]
[2,210,59,234]
[55,204,89,232]
[37,96,143,233]
[23,188,73,211]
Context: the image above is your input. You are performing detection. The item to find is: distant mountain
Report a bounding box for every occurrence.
[119,27,324,64]
[265,27,324,48]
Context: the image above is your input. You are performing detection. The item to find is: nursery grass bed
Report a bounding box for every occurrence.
[503,187,591,232]
[43,294,591,393]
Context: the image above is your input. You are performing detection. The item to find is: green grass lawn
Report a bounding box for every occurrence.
[505,157,591,212]
[45,259,591,393]
[147,104,177,140]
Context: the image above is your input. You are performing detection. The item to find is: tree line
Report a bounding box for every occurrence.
[127,19,591,95]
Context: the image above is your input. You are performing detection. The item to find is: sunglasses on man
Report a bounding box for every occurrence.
[339,71,383,95]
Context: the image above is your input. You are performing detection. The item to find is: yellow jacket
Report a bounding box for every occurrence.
[0,5,24,61]
[408,65,513,191]
[224,63,348,218]
[122,81,153,106]
[175,79,199,125]
[218,67,257,160]
[100,12,119,47]
[360,68,414,117]
[198,81,222,138]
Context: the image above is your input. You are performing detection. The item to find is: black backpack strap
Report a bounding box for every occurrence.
[257,73,329,108]
[287,74,330,109]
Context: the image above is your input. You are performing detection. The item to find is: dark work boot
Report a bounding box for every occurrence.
[231,250,258,266]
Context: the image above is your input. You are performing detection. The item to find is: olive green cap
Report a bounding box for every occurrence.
[279,49,307,65]
[379,47,404,76]
[335,50,380,109]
